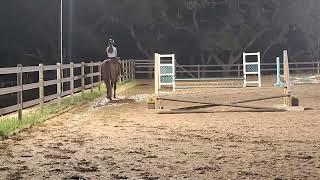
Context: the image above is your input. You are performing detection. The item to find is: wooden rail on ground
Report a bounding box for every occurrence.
[0,60,135,119]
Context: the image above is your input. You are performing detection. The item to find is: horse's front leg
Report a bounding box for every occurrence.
[113,83,117,99]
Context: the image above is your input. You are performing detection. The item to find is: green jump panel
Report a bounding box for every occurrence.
[246,64,258,72]
[160,75,173,83]
[160,66,173,74]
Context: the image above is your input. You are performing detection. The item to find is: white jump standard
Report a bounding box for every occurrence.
[154,53,176,95]
[274,56,284,87]
[243,52,261,87]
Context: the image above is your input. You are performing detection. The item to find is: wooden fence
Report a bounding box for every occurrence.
[1,58,318,117]
[0,60,135,118]
[135,60,320,78]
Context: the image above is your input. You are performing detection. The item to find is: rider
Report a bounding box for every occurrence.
[106,38,118,60]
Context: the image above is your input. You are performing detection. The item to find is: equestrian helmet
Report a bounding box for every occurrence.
[108,38,114,45]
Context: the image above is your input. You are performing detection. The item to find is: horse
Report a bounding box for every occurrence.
[101,58,122,100]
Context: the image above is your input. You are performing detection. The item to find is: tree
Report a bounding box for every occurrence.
[1,0,320,67]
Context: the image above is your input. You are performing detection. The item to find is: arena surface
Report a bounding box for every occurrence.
[0,77,320,179]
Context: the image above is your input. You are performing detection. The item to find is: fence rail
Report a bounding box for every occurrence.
[134,60,320,78]
[0,60,135,118]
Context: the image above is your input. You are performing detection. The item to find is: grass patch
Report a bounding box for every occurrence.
[0,81,137,138]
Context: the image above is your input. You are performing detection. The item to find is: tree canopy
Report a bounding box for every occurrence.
[0,0,319,66]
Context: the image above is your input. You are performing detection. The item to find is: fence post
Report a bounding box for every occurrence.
[61,65,64,92]
[56,63,61,104]
[126,60,129,80]
[90,61,94,93]
[154,53,160,96]
[131,60,134,80]
[123,61,125,81]
[128,60,131,80]
[70,62,74,102]
[81,62,85,96]
[132,60,136,79]
[124,61,127,81]
[39,64,44,110]
[98,61,102,91]
[17,64,23,120]
[121,61,124,82]
[118,61,121,83]
[126,61,129,80]
[283,50,292,106]
[238,64,241,77]
[197,64,200,79]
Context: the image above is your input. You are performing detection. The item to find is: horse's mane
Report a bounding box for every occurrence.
[107,45,114,54]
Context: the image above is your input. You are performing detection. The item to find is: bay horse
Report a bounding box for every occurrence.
[101,58,122,100]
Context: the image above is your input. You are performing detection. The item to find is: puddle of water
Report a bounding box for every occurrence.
[89,81,153,111]
[89,94,149,111]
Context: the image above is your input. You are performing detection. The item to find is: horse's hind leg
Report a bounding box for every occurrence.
[113,83,117,99]
[106,88,112,100]
[106,81,112,100]
[109,82,114,100]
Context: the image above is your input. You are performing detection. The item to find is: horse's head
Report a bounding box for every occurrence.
[108,38,114,46]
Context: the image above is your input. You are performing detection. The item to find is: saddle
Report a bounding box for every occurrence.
[107,57,120,61]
